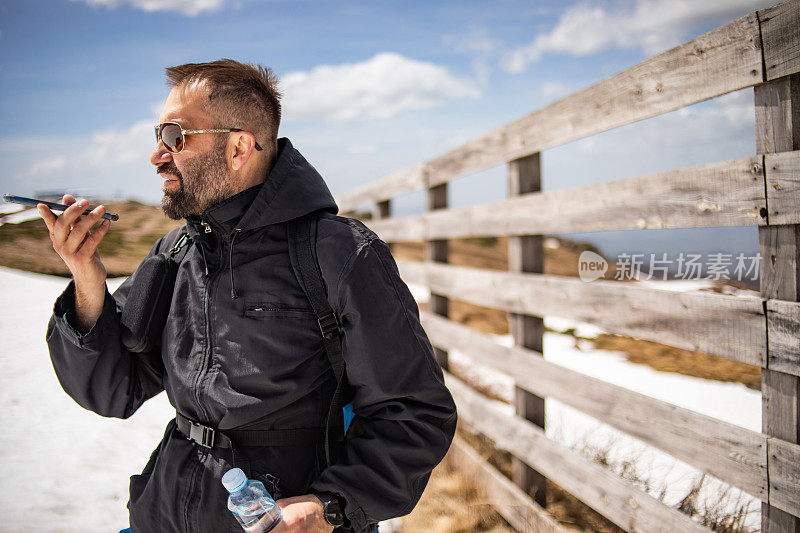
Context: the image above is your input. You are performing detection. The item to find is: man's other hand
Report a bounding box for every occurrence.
[271,494,334,533]
[38,194,111,333]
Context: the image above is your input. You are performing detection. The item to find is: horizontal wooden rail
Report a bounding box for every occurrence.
[401,260,767,367]
[336,165,426,215]
[425,312,767,500]
[365,152,799,241]
[445,372,712,532]
[449,436,570,532]
[337,1,800,211]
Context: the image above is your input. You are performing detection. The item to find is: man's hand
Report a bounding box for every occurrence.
[38,194,111,333]
[270,494,334,533]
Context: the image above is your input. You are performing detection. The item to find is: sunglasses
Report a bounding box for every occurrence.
[154,122,263,153]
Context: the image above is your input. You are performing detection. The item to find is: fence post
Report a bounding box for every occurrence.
[755,73,800,533]
[376,199,392,253]
[507,153,547,508]
[427,181,449,370]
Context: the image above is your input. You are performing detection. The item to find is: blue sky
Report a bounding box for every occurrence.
[0,0,778,258]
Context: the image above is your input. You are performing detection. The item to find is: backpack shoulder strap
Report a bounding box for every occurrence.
[287,212,345,468]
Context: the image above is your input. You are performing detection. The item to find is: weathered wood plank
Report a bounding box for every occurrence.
[768,299,800,377]
[759,1,800,81]
[425,312,767,501]
[400,260,766,366]
[765,141,800,227]
[445,373,712,533]
[755,71,800,531]
[375,199,393,253]
[768,436,800,518]
[760,225,800,302]
[336,164,426,213]
[369,156,769,242]
[755,75,800,155]
[448,437,570,533]
[507,153,547,508]
[427,182,449,371]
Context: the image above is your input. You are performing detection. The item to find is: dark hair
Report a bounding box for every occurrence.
[165,59,281,154]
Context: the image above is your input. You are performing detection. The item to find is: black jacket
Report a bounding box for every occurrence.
[46,138,458,532]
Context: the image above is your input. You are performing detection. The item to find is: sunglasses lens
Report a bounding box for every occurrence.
[160,123,184,152]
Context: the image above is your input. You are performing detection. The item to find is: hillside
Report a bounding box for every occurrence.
[0,201,183,277]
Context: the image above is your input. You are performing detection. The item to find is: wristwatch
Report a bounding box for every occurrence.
[313,491,346,527]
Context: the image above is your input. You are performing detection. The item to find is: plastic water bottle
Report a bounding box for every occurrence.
[222,468,282,532]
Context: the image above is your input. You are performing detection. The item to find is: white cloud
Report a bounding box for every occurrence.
[72,0,223,16]
[443,28,501,84]
[503,0,774,73]
[20,119,157,198]
[280,52,480,122]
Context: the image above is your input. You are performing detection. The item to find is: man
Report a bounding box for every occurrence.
[41,59,457,533]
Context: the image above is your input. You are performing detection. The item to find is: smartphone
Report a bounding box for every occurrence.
[2,194,119,221]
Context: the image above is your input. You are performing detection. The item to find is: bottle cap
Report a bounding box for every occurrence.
[222,468,248,493]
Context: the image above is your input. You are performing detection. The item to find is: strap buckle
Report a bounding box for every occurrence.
[189,420,216,448]
[169,233,191,256]
[317,311,341,340]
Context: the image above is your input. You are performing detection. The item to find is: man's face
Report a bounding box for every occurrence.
[150,82,234,220]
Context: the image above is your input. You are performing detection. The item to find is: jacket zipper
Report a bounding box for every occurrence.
[192,277,213,422]
[183,447,207,532]
[192,219,217,423]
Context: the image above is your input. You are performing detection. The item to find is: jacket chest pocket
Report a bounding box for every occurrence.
[238,300,323,359]
[244,303,317,320]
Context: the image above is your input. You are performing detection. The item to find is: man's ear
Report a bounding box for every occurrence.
[229,131,258,171]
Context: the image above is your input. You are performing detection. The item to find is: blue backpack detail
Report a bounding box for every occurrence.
[342,401,355,434]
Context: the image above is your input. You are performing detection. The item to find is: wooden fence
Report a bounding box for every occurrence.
[336,2,800,531]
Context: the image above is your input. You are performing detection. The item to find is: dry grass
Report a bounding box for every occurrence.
[402,421,759,532]
[401,443,514,532]
[589,334,761,391]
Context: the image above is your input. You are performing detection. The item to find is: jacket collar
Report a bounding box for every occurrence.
[185,137,338,238]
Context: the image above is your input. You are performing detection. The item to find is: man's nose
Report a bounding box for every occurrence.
[150,141,172,166]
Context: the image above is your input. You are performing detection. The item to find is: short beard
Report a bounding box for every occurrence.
[159,142,232,220]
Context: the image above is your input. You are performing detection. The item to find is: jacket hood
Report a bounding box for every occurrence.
[187,137,338,236]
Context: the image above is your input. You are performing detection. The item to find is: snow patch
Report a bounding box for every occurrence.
[0,203,25,215]
[451,328,761,528]
[0,267,174,530]
[406,281,431,303]
[0,208,43,225]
